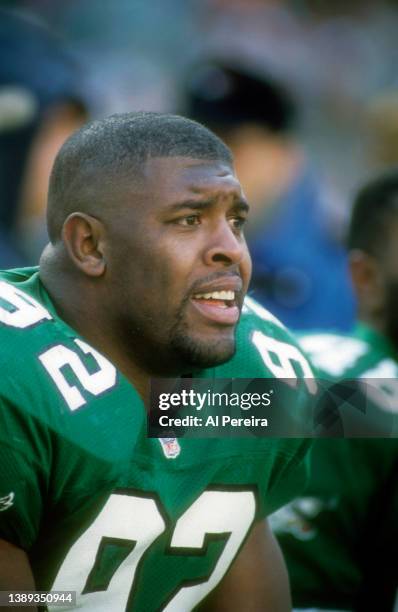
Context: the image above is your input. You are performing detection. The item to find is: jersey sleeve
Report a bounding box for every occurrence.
[0,394,50,551]
[263,442,311,517]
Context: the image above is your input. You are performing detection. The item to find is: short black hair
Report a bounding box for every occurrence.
[183,61,296,135]
[47,111,233,241]
[347,169,398,255]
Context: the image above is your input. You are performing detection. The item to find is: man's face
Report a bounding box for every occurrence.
[106,156,251,374]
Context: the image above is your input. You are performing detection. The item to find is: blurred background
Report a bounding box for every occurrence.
[2,0,398,331]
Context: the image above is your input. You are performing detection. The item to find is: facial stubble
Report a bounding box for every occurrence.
[169,293,237,370]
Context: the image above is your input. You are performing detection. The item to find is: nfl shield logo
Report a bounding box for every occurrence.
[158,437,181,459]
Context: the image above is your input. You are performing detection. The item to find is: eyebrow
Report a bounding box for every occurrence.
[166,197,250,214]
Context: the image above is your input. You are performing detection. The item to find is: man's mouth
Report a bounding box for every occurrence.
[190,289,240,325]
[192,290,236,309]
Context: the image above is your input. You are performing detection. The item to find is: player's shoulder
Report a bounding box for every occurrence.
[0,267,112,403]
[0,266,50,321]
[226,296,315,380]
[240,295,292,341]
[0,267,57,365]
[298,330,368,377]
[0,267,38,282]
[0,268,145,456]
[298,326,398,378]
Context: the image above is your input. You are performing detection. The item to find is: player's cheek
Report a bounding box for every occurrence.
[242,249,252,290]
[152,256,188,306]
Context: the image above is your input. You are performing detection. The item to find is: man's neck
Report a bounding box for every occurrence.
[40,271,152,401]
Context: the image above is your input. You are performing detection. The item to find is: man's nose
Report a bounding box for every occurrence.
[203,221,247,267]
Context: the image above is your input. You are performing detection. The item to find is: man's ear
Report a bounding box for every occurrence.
[61,213,106,277]
[349,249,385,312]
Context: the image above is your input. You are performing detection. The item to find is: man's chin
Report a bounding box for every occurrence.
[171,333,236,371]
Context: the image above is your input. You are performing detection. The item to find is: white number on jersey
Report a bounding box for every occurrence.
[39,339,117,411]
[299,334,368,377]
[50,489,256,611]
[252,330,317,395]
[0,281,52,328]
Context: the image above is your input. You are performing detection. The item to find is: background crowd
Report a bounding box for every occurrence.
[2,0,398,332]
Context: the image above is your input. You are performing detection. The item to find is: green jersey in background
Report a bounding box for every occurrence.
[272,325,398,611]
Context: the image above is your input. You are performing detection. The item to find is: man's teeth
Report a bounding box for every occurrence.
[193,290,235,300]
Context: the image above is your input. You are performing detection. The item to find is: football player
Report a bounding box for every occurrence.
[272,170,398,611]
[0,112,315,611]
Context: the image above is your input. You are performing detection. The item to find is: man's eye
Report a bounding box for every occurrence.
[178,215,201,226]
[229,216,247,231]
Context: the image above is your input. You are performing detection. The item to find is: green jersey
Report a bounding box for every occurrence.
[0,268,313,611]
[272,325,398,611]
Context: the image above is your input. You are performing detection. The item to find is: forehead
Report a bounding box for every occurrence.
[141,156,242,201]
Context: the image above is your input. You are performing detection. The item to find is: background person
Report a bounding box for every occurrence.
[0,8,87,266]
[272,169,398,611]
